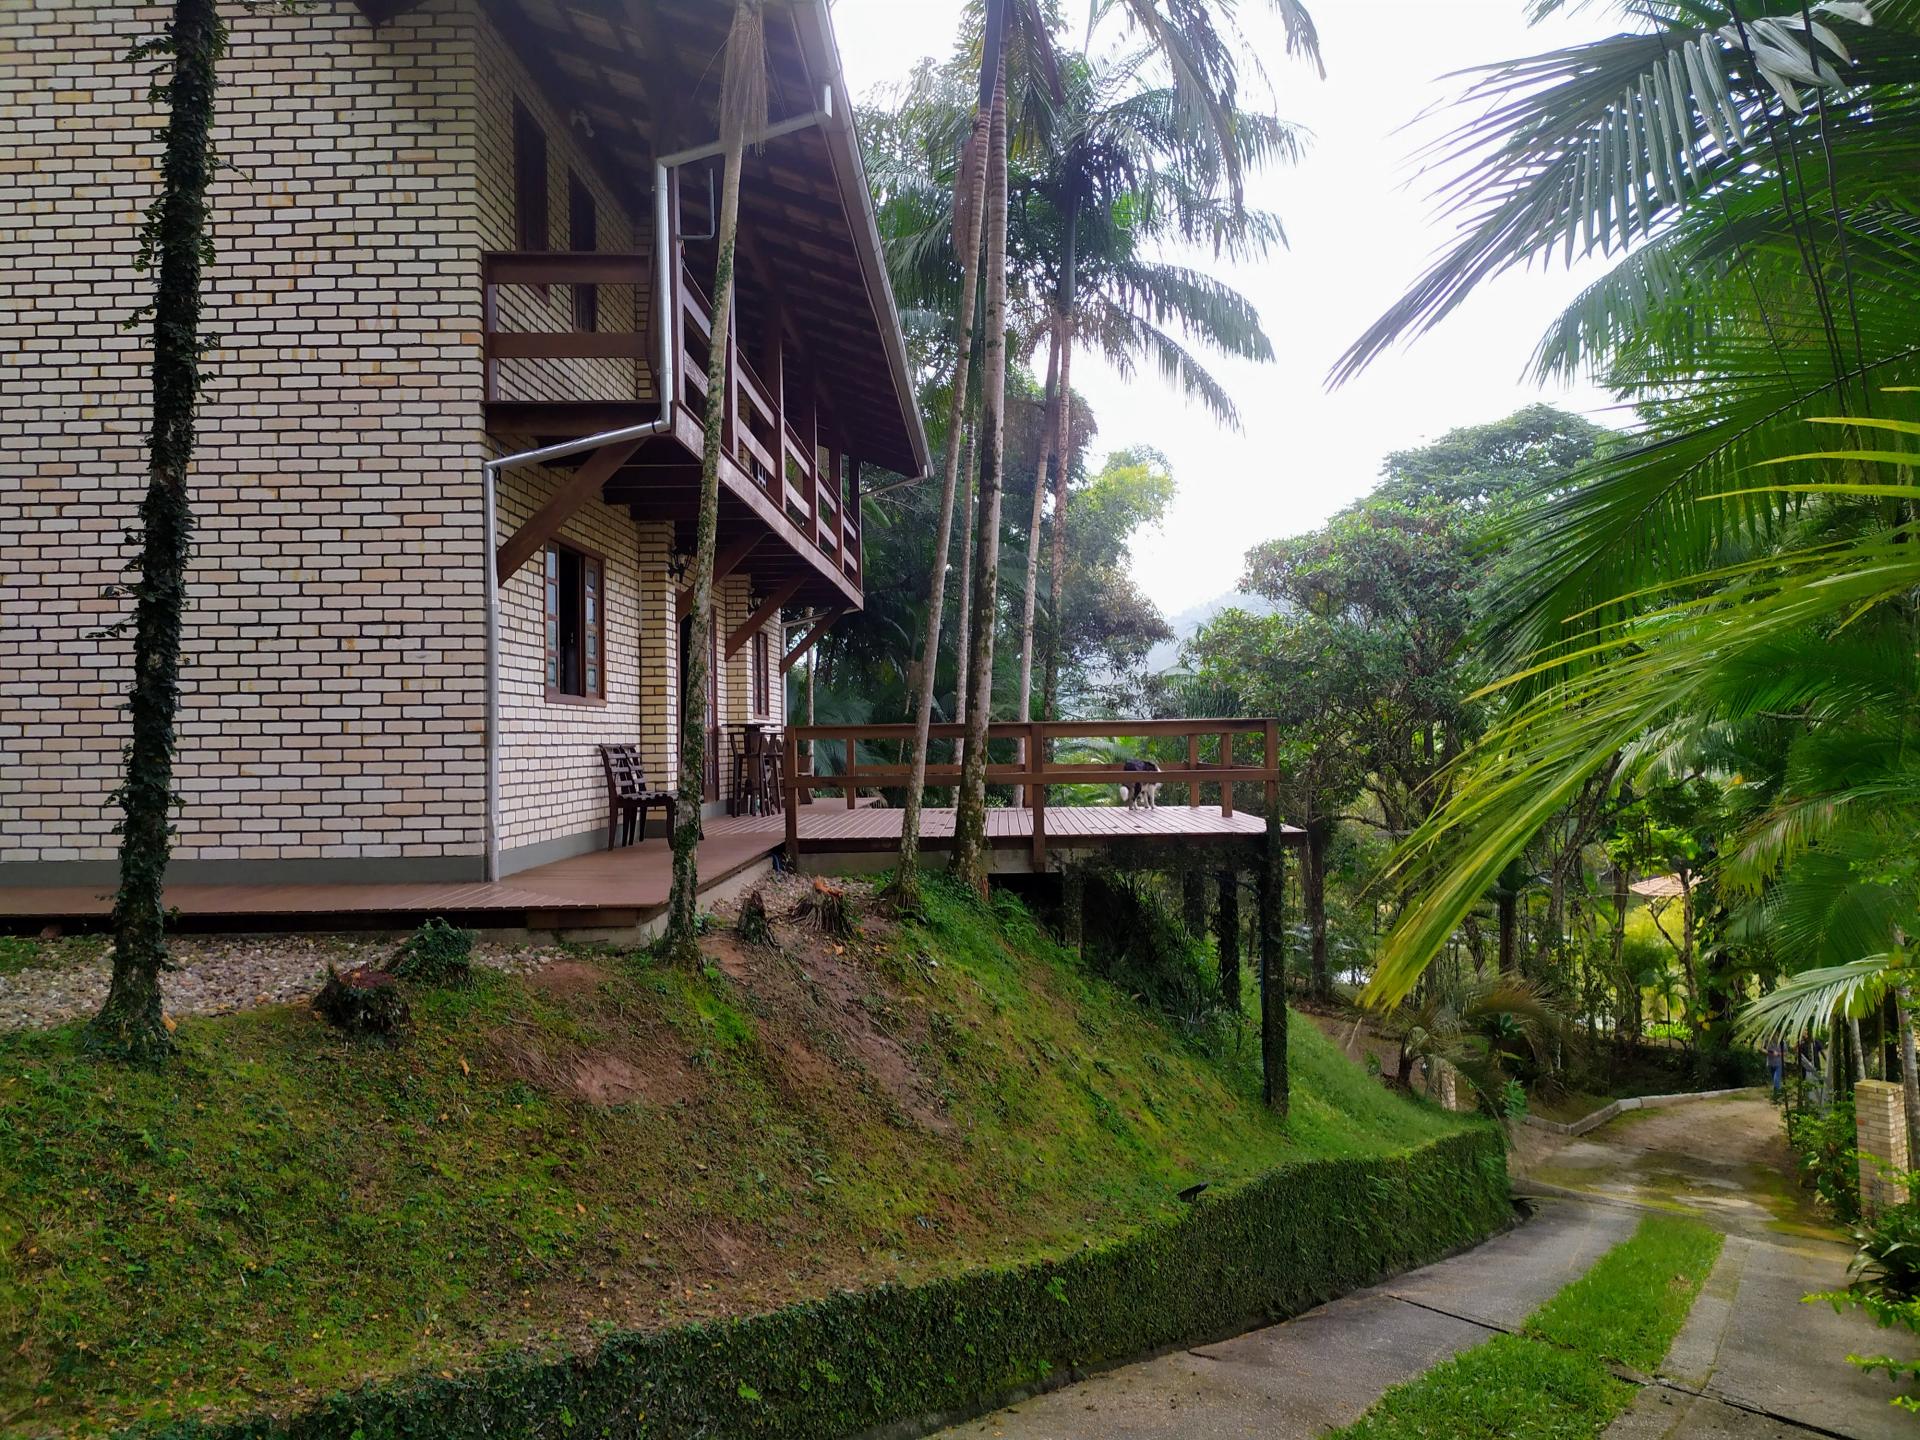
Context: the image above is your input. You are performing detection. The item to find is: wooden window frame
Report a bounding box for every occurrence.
[568,169,598,332]
[513,100,550,256]
[543,540,607,707]
[752,629,771,717]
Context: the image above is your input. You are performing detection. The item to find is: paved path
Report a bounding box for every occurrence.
[935,1093,1916,1440]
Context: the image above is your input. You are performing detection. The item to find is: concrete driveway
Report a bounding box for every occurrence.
[933,1093,1916,1440]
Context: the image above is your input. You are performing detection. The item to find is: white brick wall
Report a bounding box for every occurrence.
[0,0,806,879]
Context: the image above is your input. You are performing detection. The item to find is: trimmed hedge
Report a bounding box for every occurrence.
[132,1128,1508,1440]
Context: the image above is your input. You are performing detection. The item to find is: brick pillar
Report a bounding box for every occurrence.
[1856,1079,1910,1217]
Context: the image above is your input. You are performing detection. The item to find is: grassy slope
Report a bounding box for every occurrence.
[0,884,1467,1435]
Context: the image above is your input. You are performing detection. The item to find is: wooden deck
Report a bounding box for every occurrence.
[0,804,1282,932]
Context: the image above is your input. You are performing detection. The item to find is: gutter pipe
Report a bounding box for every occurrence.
[479,98,835,882]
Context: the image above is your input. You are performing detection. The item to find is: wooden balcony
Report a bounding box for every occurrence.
[482,249,863,609]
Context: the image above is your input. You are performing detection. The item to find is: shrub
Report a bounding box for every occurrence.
[123,1128,1508,1440]
[1080,872,1221,1027]
[1849,1194,1920,1303]
[314,966,409,1037]
[392,918,474,986]
[1787,1099,1861,1222]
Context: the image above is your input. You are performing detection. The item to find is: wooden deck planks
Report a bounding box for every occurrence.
[0,806,1286,928]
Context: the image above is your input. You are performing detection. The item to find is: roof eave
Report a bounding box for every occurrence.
[788,0,931,480]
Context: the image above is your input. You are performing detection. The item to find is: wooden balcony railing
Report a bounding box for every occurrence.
[676,264,863,589]
[782,717,1281,868]
[482,251,652,403]
[481,249,864,595]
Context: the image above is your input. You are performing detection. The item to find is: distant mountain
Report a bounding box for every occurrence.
[1147,589,1275,674]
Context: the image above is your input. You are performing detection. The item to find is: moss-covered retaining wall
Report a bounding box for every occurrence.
[133,1128,1509,1440]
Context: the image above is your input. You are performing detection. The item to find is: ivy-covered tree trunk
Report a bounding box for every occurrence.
[951,62,1010,896]
[1259,832,1289,1114]
[667,0,763,961]
[890,108,989,909]
[91,0,226,1063]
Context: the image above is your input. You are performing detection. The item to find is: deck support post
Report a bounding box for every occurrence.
[1029,719,1047,871]
[784,727,801,868]
[1216,870,1241,1012]
[1259,824,1288,1115]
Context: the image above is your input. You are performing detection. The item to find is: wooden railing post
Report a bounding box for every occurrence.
[784,727,801,865]
[1264,718,1280,818]
[843,729,858,810]
[1220,731,1235,818]
[1029,719,1048,870]
[1187,732,1200,809]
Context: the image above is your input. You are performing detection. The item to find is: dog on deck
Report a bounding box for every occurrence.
[1121,758,1161,809]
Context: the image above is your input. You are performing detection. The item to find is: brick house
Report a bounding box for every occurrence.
[0,0,926,887]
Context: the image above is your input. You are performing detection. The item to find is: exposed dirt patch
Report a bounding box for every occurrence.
[527,959,611,1000]
[703,878,950,1134]
[488,957,699,1109]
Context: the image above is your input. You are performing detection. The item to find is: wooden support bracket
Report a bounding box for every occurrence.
[781,607,842,673]
[725,576,803,658]
[495,437,643,584]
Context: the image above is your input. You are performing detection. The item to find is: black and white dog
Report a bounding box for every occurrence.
[1121,758,1161,809]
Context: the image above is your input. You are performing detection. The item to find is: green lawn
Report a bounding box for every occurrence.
[1332,1215,1723,1440]
[0,882,1471,1435]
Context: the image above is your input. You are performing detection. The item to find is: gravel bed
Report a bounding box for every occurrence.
[0,933,569,1035]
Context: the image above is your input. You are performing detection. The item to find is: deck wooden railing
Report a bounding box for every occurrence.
[782,717,1280,868]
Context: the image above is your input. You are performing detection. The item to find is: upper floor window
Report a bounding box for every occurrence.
[568,170,598,331]
[544,542,604,703]
[513,101,549,252]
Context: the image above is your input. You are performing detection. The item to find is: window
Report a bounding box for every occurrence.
[513,101,549,253]
[544,542,604,702]
[752,629,772,717]
[568,170,598,331]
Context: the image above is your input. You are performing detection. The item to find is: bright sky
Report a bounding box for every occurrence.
[830,0,1630,616]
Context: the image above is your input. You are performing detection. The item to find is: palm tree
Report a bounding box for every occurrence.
[91,0,226,1063]
[1015,49,1306,730]
[666,0,766,960]
[951,41,1014,896]
[1335,3,1920,1010]
[889,84,992,909]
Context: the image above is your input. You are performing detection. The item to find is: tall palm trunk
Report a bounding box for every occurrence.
[1012,317,1062,806]
[92,0,225,1062]
[1040,204,1079,721]
[951,422,978,771]
[891,109,990,905]
[666,0,764,960]
[1897,986,1920,1173]
[1015,317,1062,733]
[951,61,1010,896]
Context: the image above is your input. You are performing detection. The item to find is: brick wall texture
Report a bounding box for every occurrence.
[1,0,793,879]
[1855,1079,1911,1217]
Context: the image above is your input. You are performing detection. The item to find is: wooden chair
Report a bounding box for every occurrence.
[752,727,786,815]
[600,744,677,849]
[726,728,755,817]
